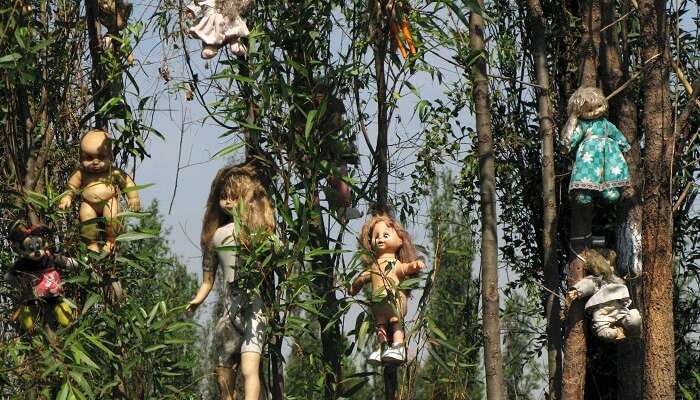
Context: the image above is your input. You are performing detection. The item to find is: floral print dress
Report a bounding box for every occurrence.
[566,118,631,192]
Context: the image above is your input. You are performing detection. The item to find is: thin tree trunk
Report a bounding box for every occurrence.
[373,0,389,209]
[85,0,107,130]
[599,1,643,398]
[562,1,600,398]
[469,4,506,399]
[523,1,562,398]
[639,0,676,397]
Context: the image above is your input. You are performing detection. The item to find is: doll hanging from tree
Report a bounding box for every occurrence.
[185,0,253,59]
[349,214,426,364]
[561,87,631,205]
[565,249,641,342]
[5,223,77,332]
[385,0,417,59]
[58,129,141,253]
[187,163,275,400]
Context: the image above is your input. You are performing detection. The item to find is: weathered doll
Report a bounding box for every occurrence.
[58,129,141,253]
[566,249,641,342]
[97,0,132,33]
[187,163,273,400]
[385,0,417,59]
[561,87,631,205]
[186,0,253,58]
[349,214,425,364]
[5,224,76,331]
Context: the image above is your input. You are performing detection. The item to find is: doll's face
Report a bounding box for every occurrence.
[371,221,403,256]
[80,131,112,173]
[19,236,46,261]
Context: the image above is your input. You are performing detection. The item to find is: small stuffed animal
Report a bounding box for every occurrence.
[5,224,77,331]
[349,214,425,364]
[186,0,253,59]
[565,249,641,342]
[58,129,141,253]
[561,87,631,205]
[97,0,132,33]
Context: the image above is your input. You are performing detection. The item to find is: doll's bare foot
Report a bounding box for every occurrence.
[201,45,218,59]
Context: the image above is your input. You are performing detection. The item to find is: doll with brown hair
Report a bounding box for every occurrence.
[58,129,141,253]
[186,0,253,58]
[349,214,426,364]
[187,163,274,400]
[565,249,641,342]
[560,87,631,205]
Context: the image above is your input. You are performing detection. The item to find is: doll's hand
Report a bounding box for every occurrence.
[348,284,359,297]
[128,198,141,211]
[186,299,203,312]
[561,290,579,318]
[58,196,72,210]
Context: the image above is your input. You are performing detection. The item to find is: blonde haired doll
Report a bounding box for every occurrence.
[349,214,426,364]
[561,87,631,205]
[187,163,274,400]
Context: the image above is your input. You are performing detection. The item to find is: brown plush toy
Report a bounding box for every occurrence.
[58,129,141,253]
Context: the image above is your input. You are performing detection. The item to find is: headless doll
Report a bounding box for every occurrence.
[349,214,425,364]
[59,130,141,252]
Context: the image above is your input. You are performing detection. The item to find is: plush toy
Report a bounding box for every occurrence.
[561,87,631,205]
[565,249,641,342]
[187,163,274,400]
[349,214,425,364]
[97,0,132,33]
[186,0,253,59]
[385,0,417,59]
[5,224,77,332]
[58,129,141,253]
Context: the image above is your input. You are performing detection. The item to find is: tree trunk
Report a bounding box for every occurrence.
[470,4,506,400]
[85,0,107,130]
[523,1,562,398]
[373,0,389,209]
[579,0,601,87]
[639,0,676,397]
[599,1,644,398]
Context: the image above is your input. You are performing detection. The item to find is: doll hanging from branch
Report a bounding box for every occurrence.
[58,129,141,253]
[564,249,641,342]
[349,214,426,364]
[187,163,274,400]
[186,0,254,59]
[5,223,77,332]
[561,87,631,205]
[385,0,417,59]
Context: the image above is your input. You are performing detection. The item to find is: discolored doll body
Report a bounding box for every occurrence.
[59,130,140,252]
[349,215,425,364]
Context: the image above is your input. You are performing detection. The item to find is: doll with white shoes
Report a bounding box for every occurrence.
[349,214,425,364]
[185,0,253,58]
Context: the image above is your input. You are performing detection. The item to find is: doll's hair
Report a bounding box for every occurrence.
[567,86,608,119]
[584,248,616,279]
[358,214,418,267]
[216,0,253,19]
[201,163,274,251]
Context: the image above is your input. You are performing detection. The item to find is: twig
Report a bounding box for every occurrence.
[600,9,634,33]
[606,52,661,101]
[673,180,694,212]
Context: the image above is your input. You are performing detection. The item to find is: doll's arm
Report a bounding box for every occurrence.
[118,170,141,211]
[58,170,82,209]
[53,255,78,269]
[571,275,598,298]
[187,271,215,311]
[607,120,631,153]
[349,270,371,296]
[563,125,585,154]
[397,259,426,279]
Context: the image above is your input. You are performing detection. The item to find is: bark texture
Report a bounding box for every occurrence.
[523,1,561,397]
[639,0,676,397]
[470,4,506,399]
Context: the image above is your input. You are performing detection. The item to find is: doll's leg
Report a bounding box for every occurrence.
[327,164,362,220]
[602,187,621,202]
[621,308,642,336]
[571,189,593,205]
[103,197,121,253]
[241,352,262,400]
[17,304,39,331]
[375,312,389,344]
[215,366,238,400]
[53,298,75,327]
[79,202,101,252]
[593,321,625,342]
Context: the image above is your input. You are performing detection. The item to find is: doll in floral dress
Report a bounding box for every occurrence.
[561,87,631,205]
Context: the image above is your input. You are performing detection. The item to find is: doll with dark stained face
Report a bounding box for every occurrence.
[4,224,77,332]
[187,163,274,400]
[560,87,631,205]
[565,249,641,342]
[58,129,141,253]
[349,214,426,364]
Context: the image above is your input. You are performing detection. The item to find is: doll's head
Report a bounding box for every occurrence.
[584,248,616,279]
[80,129,112,174]
[9,223,51,261]
[359,214,417,266]
[201,163,274,250]
[567,87,608,120]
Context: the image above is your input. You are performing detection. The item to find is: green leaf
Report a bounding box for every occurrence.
[115,231,157,241]
[304,109,318,138]
[123,183,154,193]
[57,383,70,400]
[211,142,244,160]
[82,294,101,315]
[144,344,167,353]
[0,53,22,64]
